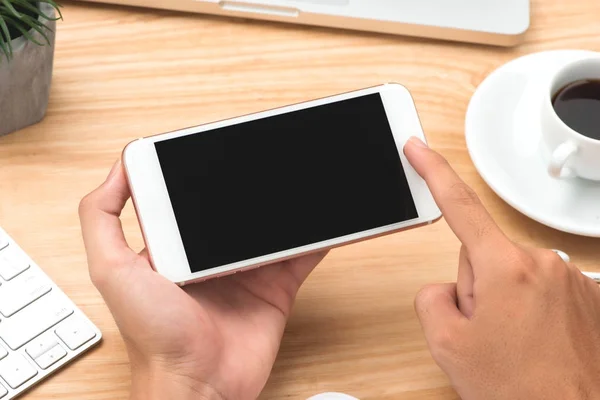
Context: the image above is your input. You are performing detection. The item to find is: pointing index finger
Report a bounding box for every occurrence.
[404,137,510,255]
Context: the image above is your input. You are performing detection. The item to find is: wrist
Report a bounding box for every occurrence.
[130,362,224,400]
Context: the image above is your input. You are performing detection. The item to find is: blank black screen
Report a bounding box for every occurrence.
[155,93,418,272]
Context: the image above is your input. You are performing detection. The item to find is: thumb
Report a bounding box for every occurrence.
[414,283,466,351]
[79,160,136,285]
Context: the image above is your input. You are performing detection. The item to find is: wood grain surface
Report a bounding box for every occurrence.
[1,1,599,398]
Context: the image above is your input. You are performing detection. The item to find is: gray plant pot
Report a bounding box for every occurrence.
[0,3,56,137]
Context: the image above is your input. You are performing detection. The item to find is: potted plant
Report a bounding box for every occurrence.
[0,0,62,137]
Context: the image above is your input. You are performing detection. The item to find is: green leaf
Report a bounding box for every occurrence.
[12,0,61,21]
[0,0,62,55]
[19,15,51,45]
[39,0,63,20]
[9,0,51,20]
[0,17,12,56]
[0,0,22,18]
[0,40,10,62]
[5,17,44,46]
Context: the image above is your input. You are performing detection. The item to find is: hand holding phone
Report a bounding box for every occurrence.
[123,84,441,284]
[79,162,328,400]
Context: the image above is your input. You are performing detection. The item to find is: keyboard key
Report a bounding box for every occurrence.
[0,382,6,398]
[0,271,52,317]
[0,353,37,389]
[56,318,96,350]
[0,346,6,360]
[26,334,60,360]
[0,248,30,281]
[0,292,73,350]
[0,235,8,251]
[34,344,67,370]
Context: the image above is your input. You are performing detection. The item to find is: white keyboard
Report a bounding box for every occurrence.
[0,227,102,399]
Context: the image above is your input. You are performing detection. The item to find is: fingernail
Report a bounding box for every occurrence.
[409,136,428,148]
[106,159,121,181]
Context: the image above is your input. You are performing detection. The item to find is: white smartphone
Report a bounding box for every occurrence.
[123,83,441,285]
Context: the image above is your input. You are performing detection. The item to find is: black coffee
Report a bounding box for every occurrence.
[552,79,600,140]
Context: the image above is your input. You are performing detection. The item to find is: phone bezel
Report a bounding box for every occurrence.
[123,83,441,284]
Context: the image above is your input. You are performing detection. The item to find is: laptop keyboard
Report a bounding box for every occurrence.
[0,228,101,399]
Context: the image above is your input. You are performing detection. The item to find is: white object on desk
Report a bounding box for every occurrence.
[75,0,530,47]
[465,50,600,238]
[307,393,359,400]
[552,249,600,283]
[0,227,102,399]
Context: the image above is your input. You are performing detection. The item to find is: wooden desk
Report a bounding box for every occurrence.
[1,1,599,398]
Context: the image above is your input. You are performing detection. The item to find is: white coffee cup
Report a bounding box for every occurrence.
[540,56,600,181]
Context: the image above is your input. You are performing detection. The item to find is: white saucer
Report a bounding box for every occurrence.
[306,393,359,400]
[465,50,600,238]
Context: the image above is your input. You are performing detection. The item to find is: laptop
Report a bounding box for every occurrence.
[79,0,530,46]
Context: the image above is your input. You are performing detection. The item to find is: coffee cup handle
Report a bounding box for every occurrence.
[548,142,578,178]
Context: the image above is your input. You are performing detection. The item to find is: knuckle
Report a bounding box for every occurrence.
[570,264,588,285]
[430,153,451,172]
[512,249,536,268]
[504,250,538,283]
[566,263,579,276]
[78,192,97,216]
[447,181,481,208]
[414,284,437,311]
[538,249,564,265]
[536,249,570,278]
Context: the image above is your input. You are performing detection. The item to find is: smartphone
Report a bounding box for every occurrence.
[123,83,441,285]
